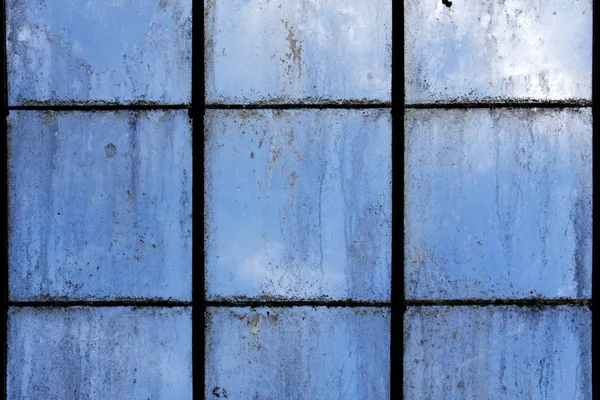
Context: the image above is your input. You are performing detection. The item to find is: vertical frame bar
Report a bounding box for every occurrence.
[1,0,7,398]
[592,1,597,399]
[192,0,205,399]
[391,0,403,398]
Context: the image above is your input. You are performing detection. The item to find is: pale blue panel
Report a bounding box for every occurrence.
[6,0,192,105]
[205,0,391,104]
[205,109,391,301]
[8,110,192,301]
[7,307,192,400]
[206,307,390,399]
[405,108,592,300]
[404,306,591,400]
[405,0,592,103]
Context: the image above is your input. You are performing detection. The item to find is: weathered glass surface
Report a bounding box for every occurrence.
[205,109,391,301]
[6,0,192,105]
[206,306,390,399]
[404,306,591,399]
[7,307,192,399]
[205,0,391,104]
[405,0,592,104]
[8,110,192,301]
[405,108,592,300]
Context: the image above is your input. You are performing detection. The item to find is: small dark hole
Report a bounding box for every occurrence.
[442,0,452,7]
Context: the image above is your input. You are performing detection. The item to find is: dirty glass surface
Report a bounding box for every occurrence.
[204,1,393,397]
[7,307,192,399]
[404,1,593,399]
[8,110,192,301]
[205,109,391,301]
[6,0,192,105]
[205,306,390,399]
[405,0,592,104]
[405,108,592,300]
[205,0,391,104]
[404,306,591,399]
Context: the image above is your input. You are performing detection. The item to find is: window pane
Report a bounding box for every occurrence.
[205,0,391,104]
[7,307,192,399]
[205,109,391,301]
[405,108,592,300]
[405,0,592,104]
[206,306,390,399]
[8,110,192,301]
[6,0,192,105]
[404,306,591,399]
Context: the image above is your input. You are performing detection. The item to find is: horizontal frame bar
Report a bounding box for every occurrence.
[406,298,592,307]
[8,299,591,308]
[9,300,391,308]
[406,101,592,109]
[8,102,592,112]
[7,104,191,111]
[205,103,392,109]
[9,300,192,307]
[205,300,391,308]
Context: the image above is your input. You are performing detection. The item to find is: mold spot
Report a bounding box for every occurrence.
[212,386,228,398]
[127,189,134,204]
[104,143,117,157]
[250,151,255,159]
[289,171,298,188]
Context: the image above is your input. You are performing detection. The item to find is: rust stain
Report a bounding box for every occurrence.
[283,21,302,79]
[230,310,247,321]
[266,310,279,322]
[410,249,427,266]
[286,128,295,147]
[247,313,262,336]
[269,136,282,163]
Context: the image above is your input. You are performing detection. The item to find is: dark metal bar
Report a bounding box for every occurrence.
[406,101,592,109]
[592,2,597,399]
[17,102,586,112]
[406,299,592,307]
[2,0,8,398]
[205,300,391,308]
[192,0,205,398]
[9,300,192,308]
[7,104,190,111]
[6,298,590,308]
[10,101,588,112]
[391,0,402,399]
[205,103,391,109]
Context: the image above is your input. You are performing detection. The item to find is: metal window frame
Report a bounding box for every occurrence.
[0,1,596,400]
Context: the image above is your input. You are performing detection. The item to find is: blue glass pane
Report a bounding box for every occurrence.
[405,0,592,103]
[8,110,192,301]
[404,306,591,399]
[206,306,390,399]
[405,108,592,300]
[6,0,192,105]
[8,307,192,399]
[205,109,391,301]
[205,0,391,104]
